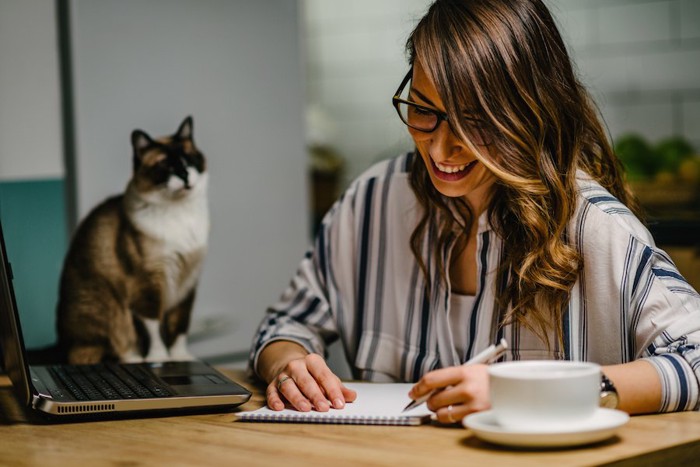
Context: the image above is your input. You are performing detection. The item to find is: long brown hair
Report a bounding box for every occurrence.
[406,0,640,347]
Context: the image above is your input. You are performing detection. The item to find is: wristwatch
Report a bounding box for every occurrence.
[600,373,619,409]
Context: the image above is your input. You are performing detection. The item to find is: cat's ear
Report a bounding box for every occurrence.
[131,130,154,153]
[175,116,193,140]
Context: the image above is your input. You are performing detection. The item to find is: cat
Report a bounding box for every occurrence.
[57,116,209,364]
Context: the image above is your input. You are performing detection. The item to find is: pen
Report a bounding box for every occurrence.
[402,338,509,412]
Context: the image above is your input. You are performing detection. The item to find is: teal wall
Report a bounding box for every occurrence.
[0,179,67,349]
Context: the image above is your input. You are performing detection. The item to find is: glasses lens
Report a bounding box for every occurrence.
[396,101,438,131]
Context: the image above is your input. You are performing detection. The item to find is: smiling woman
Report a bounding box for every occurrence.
[400,61,497,212]
[251,0,700,425]
[392,68,493,147]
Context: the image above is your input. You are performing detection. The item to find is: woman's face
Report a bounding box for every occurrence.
[408,62,496,212]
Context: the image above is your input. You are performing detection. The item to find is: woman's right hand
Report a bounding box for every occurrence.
[258,341,357,412]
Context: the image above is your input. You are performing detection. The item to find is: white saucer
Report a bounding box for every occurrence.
[463,408,629,448]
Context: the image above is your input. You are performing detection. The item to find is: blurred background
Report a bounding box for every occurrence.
[1,0,699,369]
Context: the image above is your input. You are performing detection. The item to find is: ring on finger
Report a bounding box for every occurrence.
[447,405,455,424]
[277,374,294,391]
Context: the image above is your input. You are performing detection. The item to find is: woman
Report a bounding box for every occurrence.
[248,0,700,423]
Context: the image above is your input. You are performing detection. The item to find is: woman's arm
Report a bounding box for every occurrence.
[603,360,661,414]
[575,189,700,413]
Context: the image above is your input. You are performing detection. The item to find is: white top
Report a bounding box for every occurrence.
[450,292,477,362]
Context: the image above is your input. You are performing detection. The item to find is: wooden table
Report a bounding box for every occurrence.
[1,369,700,466]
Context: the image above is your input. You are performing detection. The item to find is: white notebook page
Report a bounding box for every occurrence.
[236,383,433,425]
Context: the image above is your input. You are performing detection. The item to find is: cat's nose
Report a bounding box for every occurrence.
[175,169,190,189]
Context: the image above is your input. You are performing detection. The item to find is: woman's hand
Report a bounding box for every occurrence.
[257,341,357,412]
[409,364,491,424]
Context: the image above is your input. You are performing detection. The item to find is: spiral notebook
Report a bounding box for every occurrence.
[236,383,433,426]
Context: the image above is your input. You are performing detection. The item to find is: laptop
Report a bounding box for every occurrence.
[0,215,251,420]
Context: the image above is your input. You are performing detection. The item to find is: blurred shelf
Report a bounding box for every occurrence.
[645,209,700,247]
[626,179,699,247]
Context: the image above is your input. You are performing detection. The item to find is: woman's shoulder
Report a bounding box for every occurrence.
[573,171,655,247]
[353,152,415,184]
[328,152,418,216]
[319,152,420,234]
[340,152,416,202]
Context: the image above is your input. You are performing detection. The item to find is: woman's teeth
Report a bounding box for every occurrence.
[435,161,470,173]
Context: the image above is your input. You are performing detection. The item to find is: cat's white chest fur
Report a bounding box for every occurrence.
[131,195,209,252]
[127,173,209,249]
[125,173,209,308]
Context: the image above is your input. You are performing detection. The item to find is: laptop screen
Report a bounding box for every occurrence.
[0,215,34,405]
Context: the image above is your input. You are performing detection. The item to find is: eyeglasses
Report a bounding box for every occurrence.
[391,68,492,145]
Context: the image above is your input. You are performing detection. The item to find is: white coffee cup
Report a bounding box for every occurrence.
[488,360,601,431]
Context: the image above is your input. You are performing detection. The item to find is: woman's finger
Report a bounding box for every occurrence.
[340,384,358,403]
[409,366,463,399]
[265,380,286,411]
[264,354,358,412]
[425,366,491,414]
[425,384,466,411]
[288,355,340,411]
[292,370,332,411]
[276,372,315,412]
[436,403,467,425]
[306,354,356,409]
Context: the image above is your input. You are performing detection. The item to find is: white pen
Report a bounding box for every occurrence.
[402,338,509,412]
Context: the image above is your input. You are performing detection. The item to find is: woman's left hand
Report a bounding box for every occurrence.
[409,364,491,424]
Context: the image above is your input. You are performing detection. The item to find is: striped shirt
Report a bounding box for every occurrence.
[249,152,700,412]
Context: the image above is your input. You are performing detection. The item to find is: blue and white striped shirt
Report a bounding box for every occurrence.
[249,152,700,412]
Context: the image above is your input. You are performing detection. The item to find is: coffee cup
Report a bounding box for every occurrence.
[488,360,601,431]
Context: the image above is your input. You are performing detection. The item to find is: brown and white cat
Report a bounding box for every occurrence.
[57,116,209,364]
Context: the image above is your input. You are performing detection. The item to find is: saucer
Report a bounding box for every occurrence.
[463,408,629,448]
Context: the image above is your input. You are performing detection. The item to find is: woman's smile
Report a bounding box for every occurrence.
[430,158,479,181]
[407,61,496,207]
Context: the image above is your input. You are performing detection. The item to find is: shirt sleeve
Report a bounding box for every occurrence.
[575,181,700,412]
[247,182,359,380]
[636,247,700,412]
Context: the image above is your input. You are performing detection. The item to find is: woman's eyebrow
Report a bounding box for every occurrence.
[409,87,437,107]
[410,88,479,119]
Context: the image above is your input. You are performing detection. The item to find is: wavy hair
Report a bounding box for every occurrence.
[406,0,641,347]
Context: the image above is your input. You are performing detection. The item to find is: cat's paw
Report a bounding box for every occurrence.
[169,334,196,361]
[120,350,144,363]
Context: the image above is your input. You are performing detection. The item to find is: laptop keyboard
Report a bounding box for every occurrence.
[49,363,173,401]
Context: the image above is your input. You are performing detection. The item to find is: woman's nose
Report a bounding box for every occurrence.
[429,121,466,161]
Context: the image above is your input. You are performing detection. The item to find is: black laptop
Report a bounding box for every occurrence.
[0,216,251,420]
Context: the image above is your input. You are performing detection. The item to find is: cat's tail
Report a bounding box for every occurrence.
[25,343,68,365]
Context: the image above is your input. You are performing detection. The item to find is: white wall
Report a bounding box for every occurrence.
[549,0,700,146]
[303,0,700,187]
[0,0,63,181]
[69,0,309,360]
[303,0,431,188]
